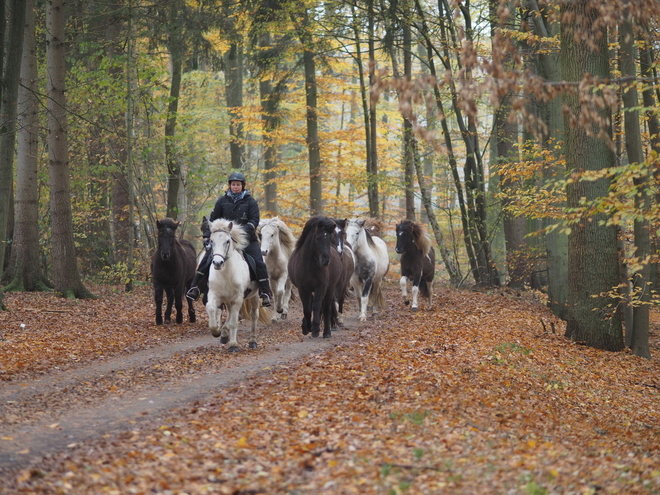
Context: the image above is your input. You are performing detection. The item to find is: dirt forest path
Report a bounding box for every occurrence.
[0,285,367,476]
[0,323,361,474]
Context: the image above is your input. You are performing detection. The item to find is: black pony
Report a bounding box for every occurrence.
[288,216,341,338]
[395,219,435,311]
[151,218,197,325]
[332,218,355,329]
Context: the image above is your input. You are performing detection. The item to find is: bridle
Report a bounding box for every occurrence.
[210,229,235,267]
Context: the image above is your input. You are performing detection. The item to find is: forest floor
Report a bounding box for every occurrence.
[1,277,660,494]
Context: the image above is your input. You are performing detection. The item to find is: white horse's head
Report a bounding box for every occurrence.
[208,219,248,270]
[345,218,364,250]
[258,218,280,257]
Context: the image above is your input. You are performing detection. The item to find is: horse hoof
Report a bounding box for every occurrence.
[189,314,196,323]
[311,331,320,338]
[228,346,239,353]
[156,318,163,325]
[281,313,287,320]
[411,307,418,312]
[404,301,410,306]
[249,342,258,349]
[277,308,283,314]
[211,329,221,338]
[164,320,171,325]
[323,333,331,339]
[220,335,229,344]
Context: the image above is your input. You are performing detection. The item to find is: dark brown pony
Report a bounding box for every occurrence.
[395,219,435,311]
[288,216,341,338]
[151,218,197,325]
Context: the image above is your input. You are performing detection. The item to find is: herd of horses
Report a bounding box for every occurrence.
[151,215,436,352]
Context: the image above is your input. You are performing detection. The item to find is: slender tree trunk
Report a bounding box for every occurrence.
[620,2,650,358]
[490,0,525,288]
[527,0,568,318]
[6,0,50,292]
[367,0,379,218]
[165,0,183,220]
[258,32,281,215]
[47,0,93,299]
[222,0,245,172]
[126,0,136,292]
[402,0,415,221]
[562,0,622,350]
[0,0,27,277]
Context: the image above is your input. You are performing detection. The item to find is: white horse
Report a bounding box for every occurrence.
[345,218,390,321]
[258,217,296,321]
[206,219,262,352]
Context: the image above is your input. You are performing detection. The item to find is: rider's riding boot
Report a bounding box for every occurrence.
[187,249,211,302]
[259,279,273,307]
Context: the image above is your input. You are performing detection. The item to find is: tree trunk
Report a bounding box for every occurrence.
[402,0,415,221]
[5,0,50,292]
[490,0,525,288]
[222,0,245,172]
[258,32,281,216]
[165,0,184,220]
[47,0,93,299]
[367,0,379,218]
[294,8,323,215]
[527,0,568,318]
[562,0,622,350]
[0,0,27,277]
[620,2,650,358]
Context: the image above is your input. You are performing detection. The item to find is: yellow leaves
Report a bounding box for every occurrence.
[297,409,309,419]
[236,436,248,448]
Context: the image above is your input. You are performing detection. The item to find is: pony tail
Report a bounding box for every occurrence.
[419,278,430,298]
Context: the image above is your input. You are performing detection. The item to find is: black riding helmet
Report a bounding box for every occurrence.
[228,171,246,186]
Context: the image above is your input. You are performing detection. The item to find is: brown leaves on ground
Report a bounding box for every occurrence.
[2,283,660,494]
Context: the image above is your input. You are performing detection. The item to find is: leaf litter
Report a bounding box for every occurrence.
[1,281,659,494]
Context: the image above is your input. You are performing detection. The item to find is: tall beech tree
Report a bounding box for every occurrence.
[5,0,50,292]
[561,0,622,350]
[0,0,27,276]
[46,0,93,299]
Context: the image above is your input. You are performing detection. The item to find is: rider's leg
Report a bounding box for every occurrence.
[244,240,273,307]
[186,250,211,301]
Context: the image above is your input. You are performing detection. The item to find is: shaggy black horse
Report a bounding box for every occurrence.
[151,218,197,325]
[288,216,341,338]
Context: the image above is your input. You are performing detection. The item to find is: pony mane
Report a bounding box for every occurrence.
[296,216,336,249]
[399,219,432,256]
[157,217,179,231]
[364,217,385,237]
[348,218,378,248]
[209,218,249,252]
[260,217,296,256]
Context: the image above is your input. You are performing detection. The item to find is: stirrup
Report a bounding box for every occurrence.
[260,293,272,307]
[186,286,201,301]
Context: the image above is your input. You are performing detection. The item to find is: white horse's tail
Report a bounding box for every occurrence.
[369,285,386,312]
[240,297,272,324]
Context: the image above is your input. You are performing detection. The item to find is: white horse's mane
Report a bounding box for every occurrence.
[209,218,249,252]
[259,217,296,256]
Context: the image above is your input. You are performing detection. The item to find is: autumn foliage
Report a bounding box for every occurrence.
[1,280,659,493]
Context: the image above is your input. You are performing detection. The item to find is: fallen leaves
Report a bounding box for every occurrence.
[1,283,660,493]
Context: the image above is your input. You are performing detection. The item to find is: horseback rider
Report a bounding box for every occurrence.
[186,171,273,307]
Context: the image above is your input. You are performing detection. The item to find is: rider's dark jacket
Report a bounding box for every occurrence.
[204,190,260,242]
